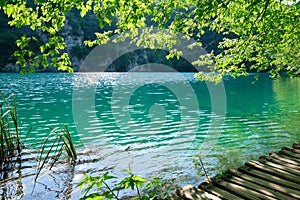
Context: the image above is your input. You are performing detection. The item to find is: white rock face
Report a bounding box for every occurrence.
[3,19,86,72]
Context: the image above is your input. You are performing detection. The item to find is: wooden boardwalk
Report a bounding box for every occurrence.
[169,142,300,200]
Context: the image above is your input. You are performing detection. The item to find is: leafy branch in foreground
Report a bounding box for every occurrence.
[35,125,77,181]
[1,1,300,80]
[78,167,168,200]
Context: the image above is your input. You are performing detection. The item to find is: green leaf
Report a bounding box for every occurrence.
[80,193,104,200]
[4,4,14,17]
[78,178,87,189]
[132,176,146,183]
[95,177,103,189]
[102,172,116,180]
[40,45,46,53]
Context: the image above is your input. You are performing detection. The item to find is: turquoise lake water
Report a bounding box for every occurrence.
[0,72,299,199]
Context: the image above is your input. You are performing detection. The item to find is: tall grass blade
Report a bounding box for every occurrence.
[0,92,21,168]
[62,126,77,161]
[23,126,32,144]
[34,126,77,182]
[35,132,60,182]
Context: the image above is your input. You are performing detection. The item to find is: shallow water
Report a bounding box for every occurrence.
[0,72,299,199]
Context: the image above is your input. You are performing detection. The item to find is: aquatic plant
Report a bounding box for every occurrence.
[194,153,211,182]
[35,125,77,181]
[78,166,168,200]
[0,92,21,169]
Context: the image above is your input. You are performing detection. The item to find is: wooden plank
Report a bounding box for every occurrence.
[282,146,300,154]
[176,143,300,200]
[245,160,300,184]
[292,143,300,149]
[292,145,300,150]
[269,152,300,166]
[279,149,300,159]
[176,185,222,200]
[275,151,300,164]
[258,157,300,176]
[227,169,300,199]
[292,144,300,148]
[168,193,184,200]
[211,178,277,200]
[260,155,300,170]
[224,177,293,200]
[291,147,300,153]
[199,182,244,200]
[238,166,300,190]
[222,175,295,200]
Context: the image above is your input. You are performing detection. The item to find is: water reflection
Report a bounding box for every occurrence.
[273,77,300,141]
[204,75,300,175]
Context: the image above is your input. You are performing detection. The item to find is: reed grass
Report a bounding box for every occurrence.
[0,92,21,169]
[35,125,77,181]
[0,92,78,192]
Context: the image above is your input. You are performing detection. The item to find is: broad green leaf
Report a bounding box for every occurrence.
[132,176,146,183]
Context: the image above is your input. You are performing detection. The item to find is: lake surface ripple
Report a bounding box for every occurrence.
[0,72,299,199]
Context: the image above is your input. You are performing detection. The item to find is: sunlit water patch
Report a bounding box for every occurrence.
[0,73,299,199]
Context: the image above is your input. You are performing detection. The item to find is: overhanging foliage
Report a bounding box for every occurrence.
[1,0,299,81]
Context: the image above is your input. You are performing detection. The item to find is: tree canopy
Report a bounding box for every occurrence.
[1,0,299,81]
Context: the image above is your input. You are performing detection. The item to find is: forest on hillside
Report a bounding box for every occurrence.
[0,9,99,72]
[0,9,225,72]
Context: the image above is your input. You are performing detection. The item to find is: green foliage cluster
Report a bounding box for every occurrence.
[0,6,102,72]
[78,167,168,200]
[1,0,300,80]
